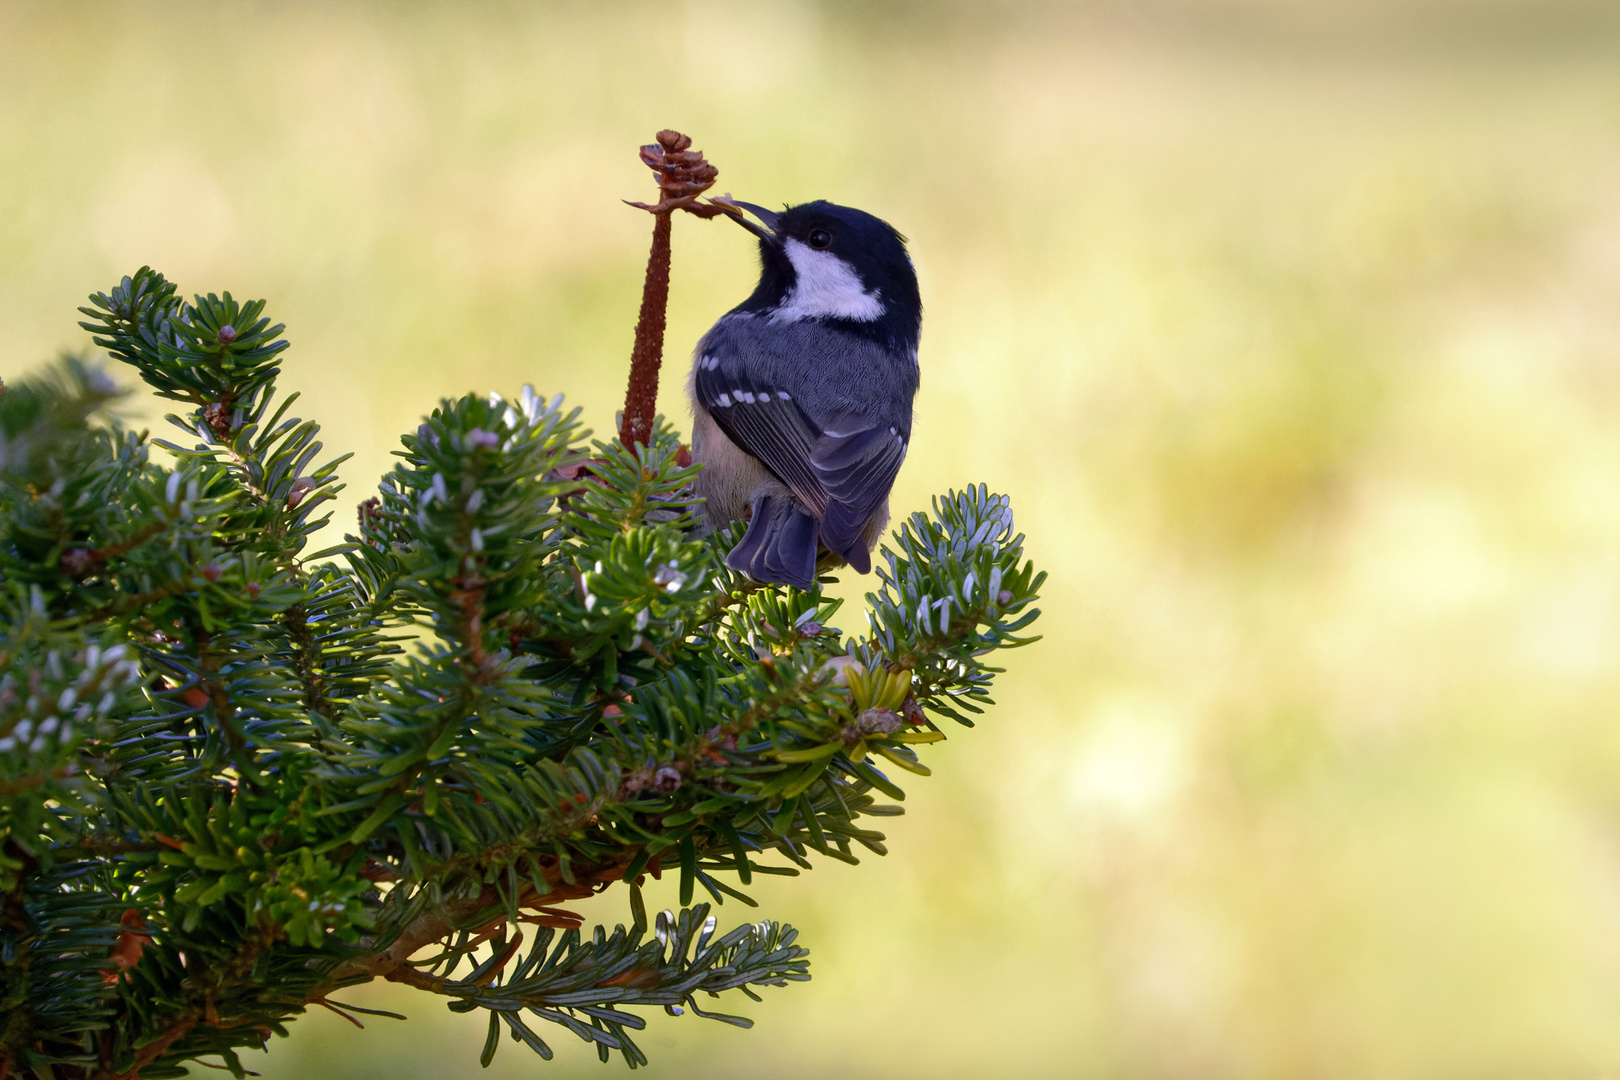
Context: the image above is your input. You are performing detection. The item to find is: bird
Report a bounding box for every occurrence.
[687,199,922,591]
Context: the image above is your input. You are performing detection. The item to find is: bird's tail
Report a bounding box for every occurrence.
[819,503,873,574]
[726,492,819,591]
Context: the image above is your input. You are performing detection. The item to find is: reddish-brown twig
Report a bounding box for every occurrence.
[619,130,731,448]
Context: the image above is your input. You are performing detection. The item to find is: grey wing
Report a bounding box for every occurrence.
[693,358,829,517]
[694,324,911,570]
[811,416,907,572]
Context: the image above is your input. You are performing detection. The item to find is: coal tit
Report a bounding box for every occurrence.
[688,200,922,590]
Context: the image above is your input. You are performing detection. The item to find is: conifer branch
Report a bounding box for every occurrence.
[1,144,1043,1076]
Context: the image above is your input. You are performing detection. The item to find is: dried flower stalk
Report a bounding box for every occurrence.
[619,130,731,447]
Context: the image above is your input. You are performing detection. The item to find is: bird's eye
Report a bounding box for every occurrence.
[807,228,833,250]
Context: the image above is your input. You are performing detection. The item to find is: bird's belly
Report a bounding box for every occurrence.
[690,405,774,531]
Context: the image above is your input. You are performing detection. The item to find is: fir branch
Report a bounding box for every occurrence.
[3,193,1043,1074]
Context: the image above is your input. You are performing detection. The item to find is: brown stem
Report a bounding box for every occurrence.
[620,211,673,448]
[94,520,169,562]
[381,963,450,992]
[0,767,76,797]
[94,1017,197,1080]
[281,602,331,723]
[618,129,725,448]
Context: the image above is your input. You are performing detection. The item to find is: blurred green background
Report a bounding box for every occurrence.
[7,0,1620,1075]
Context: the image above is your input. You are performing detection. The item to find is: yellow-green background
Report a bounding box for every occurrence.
[6,0,1620,1075]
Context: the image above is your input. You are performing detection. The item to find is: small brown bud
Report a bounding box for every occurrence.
[203,401,232,438]
[855,708,902,736]
[217,325,238,344]
[656,130,692,152]
[59,547,102,579]
[902,695,927,725]
[653,766,682,794]
[617,766,654,799]
[704,724,739,751]
[201,563,223,583]
[287,476,316,508]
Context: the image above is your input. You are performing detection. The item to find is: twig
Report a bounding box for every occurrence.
[619,130,727,448]
[100,1017,196,1080]
[315,1000,367,1029]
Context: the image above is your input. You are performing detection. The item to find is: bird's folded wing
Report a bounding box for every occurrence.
[811,418,907,570]
[695,363,906,569]
[695,363,828,516]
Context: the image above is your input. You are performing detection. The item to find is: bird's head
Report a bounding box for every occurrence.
[725,199,921,353]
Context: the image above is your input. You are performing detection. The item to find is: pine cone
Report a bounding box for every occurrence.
[626,129,727,216]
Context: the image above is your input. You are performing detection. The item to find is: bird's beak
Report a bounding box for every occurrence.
[721,199,782,244]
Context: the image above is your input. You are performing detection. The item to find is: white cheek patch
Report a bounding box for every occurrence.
[772,238,884,323]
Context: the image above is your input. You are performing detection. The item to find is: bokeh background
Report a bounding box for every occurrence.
[6,0,1620,1075]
